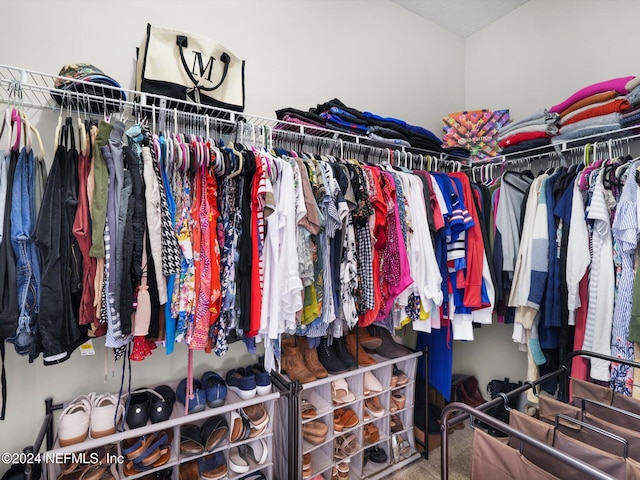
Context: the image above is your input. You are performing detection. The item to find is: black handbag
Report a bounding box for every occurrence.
[486,377,523,424]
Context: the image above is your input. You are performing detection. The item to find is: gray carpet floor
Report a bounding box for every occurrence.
[388,423,473,480]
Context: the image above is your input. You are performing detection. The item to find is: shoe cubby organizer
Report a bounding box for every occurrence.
[43,378,284,480]
[292,351,422,480]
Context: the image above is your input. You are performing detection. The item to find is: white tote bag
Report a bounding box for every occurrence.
[136,23,245,112]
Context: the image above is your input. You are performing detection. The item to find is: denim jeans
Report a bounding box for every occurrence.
[9,147,39,355]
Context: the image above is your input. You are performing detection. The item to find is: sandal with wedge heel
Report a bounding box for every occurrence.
[301,399,317,420]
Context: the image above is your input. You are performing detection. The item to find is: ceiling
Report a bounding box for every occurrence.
[391,0,530,38]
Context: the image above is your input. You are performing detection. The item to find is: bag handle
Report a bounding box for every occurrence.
[176,35,230,92]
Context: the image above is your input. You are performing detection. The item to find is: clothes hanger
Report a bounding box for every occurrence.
[164,132,175,179]
[17,108,33,154]
[103,97,112,124]
[227,143,244,179]
[10,107,21,152]
[173,129,184,172]
[76,98,88,156]
[21,111,43,157]
[0,107,13,151]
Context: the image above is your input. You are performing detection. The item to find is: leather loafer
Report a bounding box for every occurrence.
[201,371,227,408]
[126,391,150,429]
[176,378,207,413]
[149,385,175,424]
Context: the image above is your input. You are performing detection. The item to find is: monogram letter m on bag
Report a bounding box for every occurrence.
[137,24,245,112]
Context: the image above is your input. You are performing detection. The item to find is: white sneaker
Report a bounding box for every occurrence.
[90,393,124,438]
[58,395,93,447]
[229,446,250,473]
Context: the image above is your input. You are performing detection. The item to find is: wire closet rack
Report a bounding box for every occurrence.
[0,64,473,170]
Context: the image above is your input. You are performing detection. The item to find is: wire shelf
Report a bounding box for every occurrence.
[3,64,636,170]
[0,64,472,167]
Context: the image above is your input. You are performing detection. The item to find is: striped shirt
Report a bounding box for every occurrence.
[610,162,638,393]
[584,170,615,381]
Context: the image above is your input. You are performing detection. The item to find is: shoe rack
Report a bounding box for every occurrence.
[291,351,423,479]
[41,379,286,480]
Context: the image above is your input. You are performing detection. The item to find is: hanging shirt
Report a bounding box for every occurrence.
[584,170,615,381]
[610,162,638,394]
[403,173,443,332]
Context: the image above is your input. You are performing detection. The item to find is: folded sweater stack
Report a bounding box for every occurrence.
[276,98,450,155]
[497,76,640,155]
[497,109,559,155]
[619,83,640,128]
[550,75,640,143]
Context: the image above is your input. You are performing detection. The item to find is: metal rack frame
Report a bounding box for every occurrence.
[440,350,640,480]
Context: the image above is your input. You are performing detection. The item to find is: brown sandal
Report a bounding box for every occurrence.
[303,421,329,445]
[392,392,406,410]
[363,423,380,444]
[364,396,384,418]
[390,414,403,433]
[301,400,317,420]
[333,411,344,432]
[340,408,359,429]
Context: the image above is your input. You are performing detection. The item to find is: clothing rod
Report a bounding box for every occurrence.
[269,126,462,165]
[0,64,470,163]
[468,125,640,168]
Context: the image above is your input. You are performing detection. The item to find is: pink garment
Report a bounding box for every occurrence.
[570,271,590,400]
[550,76,635,113]
[376,172,413,320]
[386,177,413,299]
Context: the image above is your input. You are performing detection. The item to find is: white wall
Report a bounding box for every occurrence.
[465,0,640,118]
[0,0,465,468]
[455,0,640,398]
[1,0,465,134]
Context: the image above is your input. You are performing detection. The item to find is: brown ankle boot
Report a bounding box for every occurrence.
[281,336,317,384]
[346,333,376,366]
[298,336,329,379]
[354,327,383,350]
